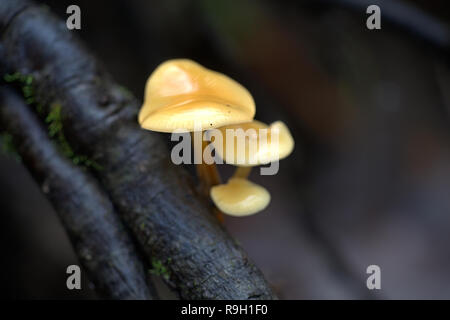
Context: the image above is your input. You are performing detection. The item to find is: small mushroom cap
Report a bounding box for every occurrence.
[138,59,255,132]
[210,178,270,216]
[211,120,294,166]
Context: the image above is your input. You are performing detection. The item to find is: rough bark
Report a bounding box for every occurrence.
[0,0,276,299]
[0,87,155,300]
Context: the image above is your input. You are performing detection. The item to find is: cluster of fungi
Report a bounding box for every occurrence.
[138,59,294,218]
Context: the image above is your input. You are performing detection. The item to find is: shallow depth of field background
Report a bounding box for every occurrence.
[1,0,449,299]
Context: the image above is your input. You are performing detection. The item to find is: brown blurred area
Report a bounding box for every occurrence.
[1,0,449,299]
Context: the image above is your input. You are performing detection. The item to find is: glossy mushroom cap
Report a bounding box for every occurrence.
[210,178,270,216]
[138,59,256,132]
[211,120,295,166]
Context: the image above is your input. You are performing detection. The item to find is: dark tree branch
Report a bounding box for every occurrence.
[309,0,449,53]
[0,0,276,299]
[0,86,156,300]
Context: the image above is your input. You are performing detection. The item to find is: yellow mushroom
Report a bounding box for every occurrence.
[211,120,295,178]
[210,178,270,217]
[208,120,294,216]
[138,59,256,203]
[139,59,255,133]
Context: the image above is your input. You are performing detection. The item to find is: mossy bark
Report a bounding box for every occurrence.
[0,87,155,300]
[0,0,275,299]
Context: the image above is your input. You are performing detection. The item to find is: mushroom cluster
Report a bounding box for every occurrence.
[138,59,294,218]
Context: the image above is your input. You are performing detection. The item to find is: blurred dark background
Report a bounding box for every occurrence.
[1,0,449,299]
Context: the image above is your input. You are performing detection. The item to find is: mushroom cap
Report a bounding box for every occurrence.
[138,59,256,132]
[210,178,270,216]
[211,120,294,166]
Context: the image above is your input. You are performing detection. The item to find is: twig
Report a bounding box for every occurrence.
[0,0,275,299]
[0,86,156,300]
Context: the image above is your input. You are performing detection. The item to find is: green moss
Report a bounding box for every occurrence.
[3,72,102,170]
[149,258,171,280]
[45,104,72,157]
[117,85,133,99]
[3,72,44,114]
[45,103,103,171]
[4,72,32,84]
[0,133,21,162]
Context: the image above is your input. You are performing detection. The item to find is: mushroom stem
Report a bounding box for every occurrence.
[201,134,221,188]
[232,166,252,179]
[192,131,223,222]
[192,132,221,194]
